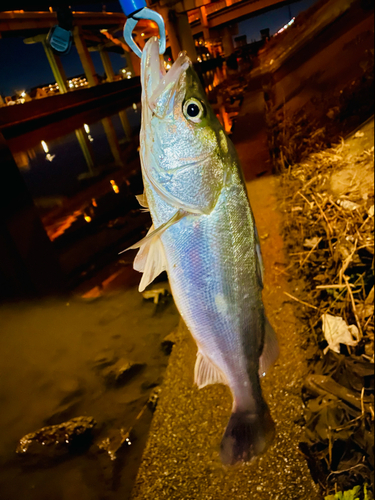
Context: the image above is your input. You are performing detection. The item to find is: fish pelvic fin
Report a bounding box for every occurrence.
[133,225,167,292]
[220,406,275,465]
[259,318,279,379]
[194,351,228,389]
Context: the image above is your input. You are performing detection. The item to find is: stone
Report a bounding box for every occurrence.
[16,416,96,459]
[142,288,169,304]
[102,358,145,387]
[161,329,178,355]
[147,387,162,412]
[96,427,135,461]
[92,350,118,370]
[141,378,162,391]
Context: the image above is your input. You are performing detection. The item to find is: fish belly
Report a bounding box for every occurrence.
[154,180,264,407]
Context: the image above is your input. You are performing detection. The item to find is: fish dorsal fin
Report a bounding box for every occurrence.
[194,351,228,389]
[136,192,149,209]
[259,318,279,378]
[134,228,167,292]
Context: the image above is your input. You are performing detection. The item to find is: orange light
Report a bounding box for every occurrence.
[84,214,92,223]
[110,180,120,194]
[92,198,97,207]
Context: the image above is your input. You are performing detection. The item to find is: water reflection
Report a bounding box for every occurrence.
[0,284,179,500]
[15,103,141,199]
[202,65,227,95]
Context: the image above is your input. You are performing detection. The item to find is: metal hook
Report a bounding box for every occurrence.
[124,7,166,58]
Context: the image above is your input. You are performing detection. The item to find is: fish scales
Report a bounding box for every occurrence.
[130,37,279,465]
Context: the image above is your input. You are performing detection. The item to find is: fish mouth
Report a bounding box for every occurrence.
[142,36,190,111]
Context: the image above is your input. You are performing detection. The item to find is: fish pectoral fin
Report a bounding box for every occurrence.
[194,351,228,389]
[259,318,279,378]
[137,236,167,293]
[132,225,168,292]
[119,210,185,254]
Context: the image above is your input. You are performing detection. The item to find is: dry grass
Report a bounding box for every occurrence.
[279,138,374,356]
[276,131,374,494]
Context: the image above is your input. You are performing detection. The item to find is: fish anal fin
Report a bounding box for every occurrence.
[194,351,228,389]
[259,318,279,378]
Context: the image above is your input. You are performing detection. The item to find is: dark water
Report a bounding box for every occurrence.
[1,90,179,500]
[11,102,141,198]
[0,285,179,500]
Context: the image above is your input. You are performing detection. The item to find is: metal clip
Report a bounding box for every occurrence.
[124,7,166,58]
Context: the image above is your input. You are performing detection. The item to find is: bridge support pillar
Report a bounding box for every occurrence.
[41,39,68,93]
[75,128,95,173]
[200,7,210,41]
[99,47,132,141]
[222,26,235,57]
[24,34,68,93]
[99,46,115,81]
[101,117,123,166]
[73,26,99,87]
[73,32,124,169]
[0,133,65,299]
[160,7,197,62]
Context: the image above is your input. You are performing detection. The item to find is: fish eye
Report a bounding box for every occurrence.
[183,98,205,123]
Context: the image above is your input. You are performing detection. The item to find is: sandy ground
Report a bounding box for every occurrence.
[130,84,322,499]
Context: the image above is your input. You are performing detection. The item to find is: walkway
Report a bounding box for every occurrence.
[130,79,322,500]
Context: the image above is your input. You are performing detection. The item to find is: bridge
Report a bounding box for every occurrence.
[0,0,297,298]
[0,0,297,63]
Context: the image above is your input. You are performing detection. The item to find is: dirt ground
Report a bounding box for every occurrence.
[130,84,322,500]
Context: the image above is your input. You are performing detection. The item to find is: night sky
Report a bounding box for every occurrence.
[0,0,317,97]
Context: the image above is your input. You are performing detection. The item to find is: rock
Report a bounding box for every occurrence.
[96,427,135,461]
[141,378,162,391]
[92,350,118,370]
[142,288,168,304]
[16,416,96,459]
[326,106,340,119]
[102,358,145,387]
[147,387,162,412]
[161,329,177,355]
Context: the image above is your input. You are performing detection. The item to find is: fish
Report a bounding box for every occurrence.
[127,36,279,465]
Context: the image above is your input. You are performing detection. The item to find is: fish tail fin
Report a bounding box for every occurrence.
[220,406,275,465]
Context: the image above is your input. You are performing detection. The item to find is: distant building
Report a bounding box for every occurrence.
[29,88,49,99]
[234,35,247,48]
[5,96,16,105]
[260,28,270,41]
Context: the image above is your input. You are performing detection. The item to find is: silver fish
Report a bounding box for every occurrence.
[129,37,279,465]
